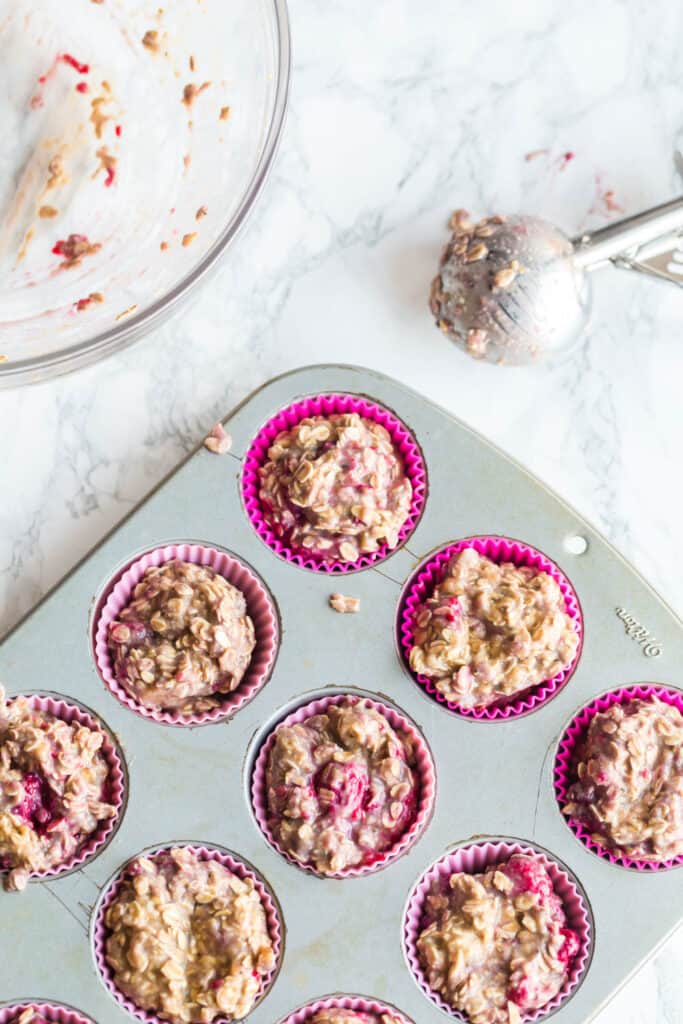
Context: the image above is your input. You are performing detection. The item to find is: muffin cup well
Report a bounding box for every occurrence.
[398,536,583,721]
[251,692,436,879]
[0,1003,96,1024]
[92,842,283,1024]
[554,684,683,871]
[93,542,279,726]
[403,838,593,1022]
[241,393,427,574]
[278,994,414,1024]
[0,692,126,886]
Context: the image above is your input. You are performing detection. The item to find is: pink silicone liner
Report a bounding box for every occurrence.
[278,994,415,1024]
[93,542,279,726]
[0,1003,96,1024]
[1,693,126,885]
[398,536,583,721]
[251,693,436,879]
[241,393,427,574]
[403,839,593,1022]
[554,684,683,872]
[92,843,283,1024]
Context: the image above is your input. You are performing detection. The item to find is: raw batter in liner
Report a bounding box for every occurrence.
[409,547,579,709]
[104,847,275,1024]
[265,697,419,874]
[0,687,116,892]
[107,560,255,714]
[258,412,412,563]
[417,854,581,1024]
[563,697,683,861]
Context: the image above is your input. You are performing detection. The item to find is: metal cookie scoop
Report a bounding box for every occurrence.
[430,197,683,365]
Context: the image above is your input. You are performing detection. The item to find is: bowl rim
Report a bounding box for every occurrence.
[0,0,292,389]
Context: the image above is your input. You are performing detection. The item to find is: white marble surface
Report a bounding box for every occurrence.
[1,0,682,1018]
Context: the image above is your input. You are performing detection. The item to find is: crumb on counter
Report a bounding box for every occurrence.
[182,81,211,107]
[38,205,58,219]
[160,240,170,251]
[329,593,361,614]
[75,291,104,312]
[189,55,196,72]
[52,233,101,268]
[182,232,197,247]
[0,355,8,364]
[219,105,231,121]
[115,304,138,321]
[195,205,208,221]
[203,423,232,455]
[142,30,160,52]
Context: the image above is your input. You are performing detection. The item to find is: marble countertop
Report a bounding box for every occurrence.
[1,0,681,1019]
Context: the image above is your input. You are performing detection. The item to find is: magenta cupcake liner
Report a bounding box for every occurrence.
[92,542,280,726]
[554,684,683,871]
[241,393,427,574]
[251,692,436,879]
[398,536,583,721]
[278,994,415,1024]
[403,838,593,1022]
[92,842,283,1024]
[1,692,126,885]
[0,1002,96,1024]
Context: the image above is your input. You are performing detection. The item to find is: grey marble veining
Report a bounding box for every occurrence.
[1,0,682,1019]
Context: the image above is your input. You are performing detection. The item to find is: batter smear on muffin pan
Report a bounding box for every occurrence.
[409,548,579,709]
[258,412,412,563]
[265,697,418,874]
[417,854,581,1024]
[104,847,275,1023]
[107,560,256,715]
[0,687,116,892]
[563,697,683,861]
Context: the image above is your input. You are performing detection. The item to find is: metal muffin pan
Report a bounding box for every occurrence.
[0,363,681,1024]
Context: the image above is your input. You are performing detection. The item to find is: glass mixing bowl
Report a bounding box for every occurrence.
[0,0,290,386]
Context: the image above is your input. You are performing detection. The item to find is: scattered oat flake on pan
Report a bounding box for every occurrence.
[39,205,58,219]
[182,232,197,247]
[160,240,170,251]
[524,148,549,162]
[182,81,211,107]
[189,55,196,72]
[115,304,138,321]
[75,292,104,312]
[52,233,101,268]
[329,593,361,614]
[196,205,208,221]
[203,423,232,455]
[219,105,231,121]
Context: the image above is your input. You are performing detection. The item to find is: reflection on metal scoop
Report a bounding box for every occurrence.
[430,195,683,366]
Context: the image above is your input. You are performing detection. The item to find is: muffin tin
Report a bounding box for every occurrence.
[1,363,682,1024]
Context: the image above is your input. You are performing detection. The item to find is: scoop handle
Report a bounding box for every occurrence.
[571,196,683,270]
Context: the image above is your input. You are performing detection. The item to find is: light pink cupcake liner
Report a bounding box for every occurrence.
[278,994,415,1024]
[251,692,436,879]
[92,542,280,726]
[1,693,126,885]
[241,393,427,574]
[0,1002,96,1024]
[554,684,683,871]
[92,842,283,1024]
[398,536,583,721]
[403,838,593,1022]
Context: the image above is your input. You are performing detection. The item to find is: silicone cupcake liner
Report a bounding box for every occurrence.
[93,542,280,726]
[278,994,415,1024]
[92,843,283,1024]
[554,684,683,871]
[403,839,593,1022]
[251,692,437,879]
[0,1003,96,1024]
[241,393,427,574]
[398,536,583,721]
[0,692,126,885]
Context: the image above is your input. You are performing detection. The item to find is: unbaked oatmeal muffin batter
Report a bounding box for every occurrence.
[310,1012,402,1024]
[104,847,275,1023]
[563,697,683,861]
[265,697,419,874]
[0,687,116,892]
[417,854,580,1024]
[258,412,412,563]
[409,548,579,709]
[107,560,256,714]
